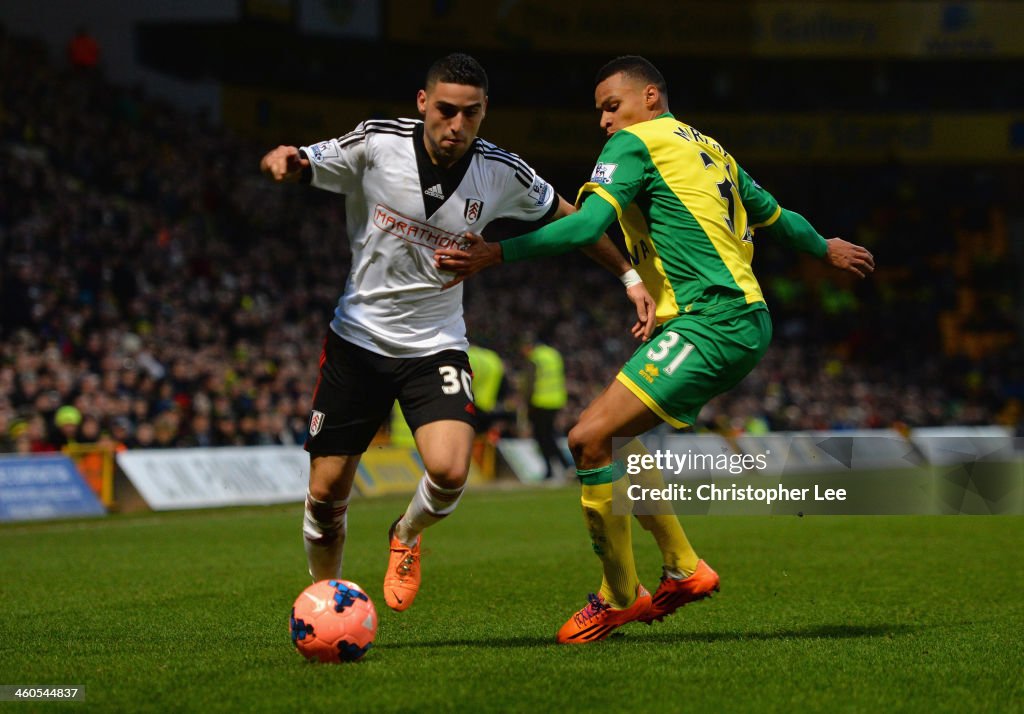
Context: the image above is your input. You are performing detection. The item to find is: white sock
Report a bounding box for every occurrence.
[397,473,465,547]
[302,491,349,581]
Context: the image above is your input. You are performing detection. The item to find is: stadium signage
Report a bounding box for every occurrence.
[0,455,106,522]
[117,446,309,510]
[387,1,1024,58]
[116,445,426,510]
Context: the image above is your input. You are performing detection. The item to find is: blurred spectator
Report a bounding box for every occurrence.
[23,415,57,453]
[67,26,100,71]
[153,412,180,448]
[1,416,19,454]
[467,343,509,433]
[10,421,33,454]
[110,417,135,446]
[522,337,570,481]
[214,413,245,447]
[78,414,103,443]
[130,422,157,449]
[178,412,215,447]
[52,405,83,448]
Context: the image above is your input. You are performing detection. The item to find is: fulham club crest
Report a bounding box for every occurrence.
[464,198,484,225]
[309,410,326,437]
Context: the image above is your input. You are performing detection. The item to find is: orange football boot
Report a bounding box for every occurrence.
[640,559,719,624]
[384,518,421,612]
[556,584,652,644]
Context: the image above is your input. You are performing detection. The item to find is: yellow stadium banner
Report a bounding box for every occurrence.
[355,447,424,497]
[224,85,1024,163]
[692,113,1024,164]
[354,443,494,497]
[386,0,1024,57]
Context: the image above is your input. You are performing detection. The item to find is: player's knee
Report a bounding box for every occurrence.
[424,461,469,490]
[308,484,331,502]
[569,414,616,469]
[426,470,468,491]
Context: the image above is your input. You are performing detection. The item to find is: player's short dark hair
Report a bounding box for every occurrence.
[595,55,667,95]
[425,53,489,93]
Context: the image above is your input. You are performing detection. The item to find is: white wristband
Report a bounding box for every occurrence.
[619,269,643,289]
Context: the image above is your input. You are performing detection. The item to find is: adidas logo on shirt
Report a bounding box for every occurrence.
[424,183,445,199]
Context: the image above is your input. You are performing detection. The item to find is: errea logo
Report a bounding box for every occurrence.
[639,364,659,383]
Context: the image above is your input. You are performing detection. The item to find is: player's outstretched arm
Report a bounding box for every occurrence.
[824,237,875,278]
[260,145,310,183]
[758,207,874,278]
[438,195,655,338]
[438,192,616,275]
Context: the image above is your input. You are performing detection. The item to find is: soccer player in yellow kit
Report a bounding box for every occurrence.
[437,56,874,643]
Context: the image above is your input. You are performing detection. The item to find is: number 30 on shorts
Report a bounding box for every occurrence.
[646,332,695,375]
[438,365,474,400]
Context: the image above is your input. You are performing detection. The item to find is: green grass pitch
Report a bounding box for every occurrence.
[1,487,1022,713]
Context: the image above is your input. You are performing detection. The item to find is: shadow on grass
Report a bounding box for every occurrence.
[377,623,918,651]
[621,623,920,645]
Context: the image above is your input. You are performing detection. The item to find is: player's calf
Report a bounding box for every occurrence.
[302,492,349,581]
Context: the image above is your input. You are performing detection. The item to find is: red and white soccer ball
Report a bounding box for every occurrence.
[290,579,378,663]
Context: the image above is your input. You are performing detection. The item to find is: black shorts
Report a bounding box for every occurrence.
[305,330,476,455]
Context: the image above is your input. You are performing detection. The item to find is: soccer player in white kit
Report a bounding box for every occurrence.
[260,54,654,612]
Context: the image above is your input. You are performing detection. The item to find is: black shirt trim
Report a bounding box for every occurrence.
[413,123,476,219]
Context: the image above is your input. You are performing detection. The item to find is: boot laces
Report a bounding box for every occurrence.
[395,552,416,576]
[575,593,609,625]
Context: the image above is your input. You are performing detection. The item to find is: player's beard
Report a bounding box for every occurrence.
[428,134,461,166]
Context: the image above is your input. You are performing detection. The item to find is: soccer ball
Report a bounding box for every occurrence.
[290,579,377,663]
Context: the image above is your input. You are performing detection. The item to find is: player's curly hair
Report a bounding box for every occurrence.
[595,55,667,96]
[425,53,489,93]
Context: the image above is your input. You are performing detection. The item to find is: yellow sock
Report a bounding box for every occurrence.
[617,439,700,577]
[635,513,699,577]
[577,468,639,609]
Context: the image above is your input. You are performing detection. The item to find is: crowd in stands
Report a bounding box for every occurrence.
[1,28,1022,456]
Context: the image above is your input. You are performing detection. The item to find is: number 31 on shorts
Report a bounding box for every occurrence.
[438,365,474,400]
[646,332,695,376]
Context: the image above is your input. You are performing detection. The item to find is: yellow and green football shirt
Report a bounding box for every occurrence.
[500,113,828,323]
[578,113,781,323]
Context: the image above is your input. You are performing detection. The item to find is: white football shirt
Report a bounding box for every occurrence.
[301,119,556,358]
